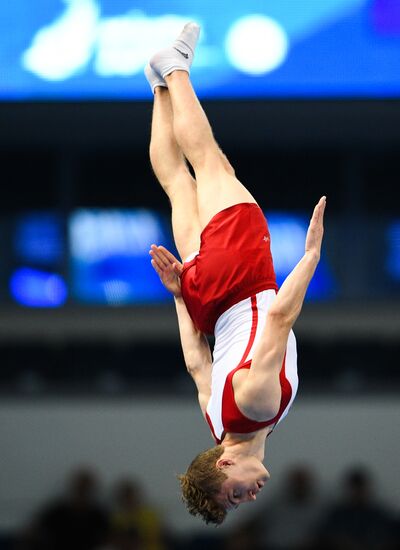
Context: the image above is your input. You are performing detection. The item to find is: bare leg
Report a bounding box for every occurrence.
[150,87,201,261]
[165,71,257,229]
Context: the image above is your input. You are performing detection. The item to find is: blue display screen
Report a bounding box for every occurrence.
[2,0,400,100]
[7,209,400,308]
[69,209,173,304]
[10,268,67,307]
[14,212,63,264]
[386,221,400,281]
[10,212,67,307]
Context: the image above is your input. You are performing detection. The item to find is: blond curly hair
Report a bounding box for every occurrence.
[178,446,228,525]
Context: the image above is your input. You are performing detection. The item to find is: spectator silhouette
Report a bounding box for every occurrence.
[109,478,166,550]
[20,466,109,550]
[239,464,324,550]
[316,466,395,550]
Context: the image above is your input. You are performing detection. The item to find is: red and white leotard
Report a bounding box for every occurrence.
[180,203,298,443]
[206,290,298,443]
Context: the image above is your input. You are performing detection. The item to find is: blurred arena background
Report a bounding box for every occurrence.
[0,1,399,549]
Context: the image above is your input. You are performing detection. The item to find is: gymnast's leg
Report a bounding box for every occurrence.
[166,71,257,229]
[148,82,201,261]
[150,27,257,230]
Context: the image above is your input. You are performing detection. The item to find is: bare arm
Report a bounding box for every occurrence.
[238,197,326,418]
[174,296,212,414]
[149,245,212,415]
[267,195,326,324]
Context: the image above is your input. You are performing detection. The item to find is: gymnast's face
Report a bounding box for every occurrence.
[215,456,270,510]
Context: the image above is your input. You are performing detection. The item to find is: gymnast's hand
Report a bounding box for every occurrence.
[149,244,184,297]
[305,196,326,262]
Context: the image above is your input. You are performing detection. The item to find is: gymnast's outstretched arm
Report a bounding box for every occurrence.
[268,196,326,324]
[149,245,212,414]
[237,197,326,419]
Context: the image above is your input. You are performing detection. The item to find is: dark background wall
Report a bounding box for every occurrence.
[1,99,399,213]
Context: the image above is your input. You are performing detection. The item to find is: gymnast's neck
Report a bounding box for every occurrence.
[222,427,271,461]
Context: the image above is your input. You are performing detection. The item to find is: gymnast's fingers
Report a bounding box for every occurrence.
[159,246,183,269]
[150,259,162,277]
[149,250,167,272]
[150,245,170,268]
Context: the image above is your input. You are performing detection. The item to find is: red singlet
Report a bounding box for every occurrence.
[180,203,278,335]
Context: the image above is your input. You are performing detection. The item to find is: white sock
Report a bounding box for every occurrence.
[144,64,167,94]
[150,21,201,79]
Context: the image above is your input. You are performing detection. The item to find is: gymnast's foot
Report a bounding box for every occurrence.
[144,63,167,94]
[149,21,200,79]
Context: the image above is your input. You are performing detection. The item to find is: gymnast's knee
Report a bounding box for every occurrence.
[192,147,236,180]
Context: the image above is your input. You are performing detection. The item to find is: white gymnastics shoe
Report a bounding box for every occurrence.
[149,21,201,79]
[144,63,167,94]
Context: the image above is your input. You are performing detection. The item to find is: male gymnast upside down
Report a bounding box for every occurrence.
[145,22,326,525]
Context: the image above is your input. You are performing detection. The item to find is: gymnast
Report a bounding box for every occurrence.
[145,22,326,524]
